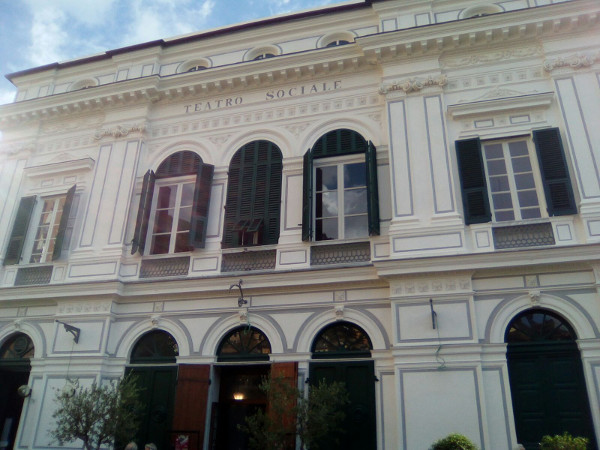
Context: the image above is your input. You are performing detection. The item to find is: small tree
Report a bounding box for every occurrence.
[241,375,349,450]
[431,433,479,450]
[51,375,141,450]
[540,432,589,450]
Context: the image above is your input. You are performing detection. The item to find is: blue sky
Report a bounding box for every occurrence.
[0,0,348,106]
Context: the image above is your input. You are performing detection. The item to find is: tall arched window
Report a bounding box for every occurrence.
[505,308,577,343]
[303,129,379,241]
[132,151,214,255]
[222,141,283,248]
[311,322,372,358]
[217,326,271,361]
[130,330,179,364]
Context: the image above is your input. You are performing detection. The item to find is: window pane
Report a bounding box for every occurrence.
[175,232,192,252]
[508,140,528,156]
[487,159,507,176]
[151,235,170,254]
[484,143,503,159]
[344,215,368,239]
[495,210,515,221]
[344,188,367,214]
[316,218,338,240]
[344,162,366,188]
[157,186,176,208]
[154,209,174,233]
[492,193,513,210]
[178,206,192,231]
[511,156,532,173]
[521,208,541,219]
[317,192,338,217]
[180,183,195,207]
[514,173,536,190]
[316,166,337,191]
[518,190,539,208]
[489,175,510,192]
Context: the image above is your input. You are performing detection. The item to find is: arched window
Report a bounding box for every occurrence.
[319,32,355,49]
[303,129,379,241]
[245,45,281,61]
[217,326,271,361]
[325,40,350,48]
[505,308,577,343]
[179,58,212,73]
[311,322,372,358]
[222,141,283,248]
[1,333,34,360]
[132,151,214,255]
[130,330,179,364]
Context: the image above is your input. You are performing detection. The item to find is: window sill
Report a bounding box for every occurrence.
[221,244,278,253]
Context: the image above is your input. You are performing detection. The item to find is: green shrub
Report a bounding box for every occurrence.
[539,432,589,450]
[431,433,478,450]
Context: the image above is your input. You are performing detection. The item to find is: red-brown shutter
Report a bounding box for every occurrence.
[172,364,211,448]
[270,362,298,450]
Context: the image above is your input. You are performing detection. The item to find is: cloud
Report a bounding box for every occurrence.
[27,8,70,66]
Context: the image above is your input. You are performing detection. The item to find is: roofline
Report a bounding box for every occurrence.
[6,1,373,83]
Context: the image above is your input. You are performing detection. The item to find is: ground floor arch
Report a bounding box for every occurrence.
[505,308,597,449]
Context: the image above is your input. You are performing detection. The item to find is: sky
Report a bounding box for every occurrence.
[0,0,351,107]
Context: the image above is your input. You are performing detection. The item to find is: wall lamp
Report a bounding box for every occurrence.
[56,320,81,343]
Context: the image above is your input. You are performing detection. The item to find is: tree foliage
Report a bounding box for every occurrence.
[51,375,141,450]
[241,374,349,450]
[540,432,589,450]
[431,433,479,450]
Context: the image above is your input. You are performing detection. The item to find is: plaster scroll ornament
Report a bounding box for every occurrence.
[379,75,447,95]
[0,142,36,160]
[334,306,345,320]
[13,319,23,330]
[543,52,599,72]
[150,314,161,328]
[239,308,248,323]
[94,123,146,141]
[442,46,543,69]
[528,290,541,306]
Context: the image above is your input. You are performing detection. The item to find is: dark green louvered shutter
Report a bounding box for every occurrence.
[190,163,214,248]
[52,184,76,260]
[302,149,313,241]
[131,170,155,255]
[222,141,282,248]
[533,128,577,216]
[4,196,36,265]
[366,141,380,236]
[456,138,491,225]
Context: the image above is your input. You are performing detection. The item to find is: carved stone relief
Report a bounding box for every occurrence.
[94,123,146,141]
[57,300,112,315]
[442,46,543,69]
[379,75,447,95]
[543,51,599,72]
[391,274,472,297]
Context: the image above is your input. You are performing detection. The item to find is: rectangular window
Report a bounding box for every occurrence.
[147,177,195,254]
[314,157,368,240]
[28,196,66,263]
[482,138,544,222]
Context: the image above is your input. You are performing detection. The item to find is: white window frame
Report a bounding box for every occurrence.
[481,136,548,223]
[145,175,196,255]
[22,195,67,264]
[312,154,368,241]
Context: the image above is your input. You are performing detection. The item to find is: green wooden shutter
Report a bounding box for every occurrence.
[131,170,155,255]
[52,184,76,260]
[533,128,577,216]
[190,163,214,248]
[366,141,380,236]
[3,196,36,265]
[222,141,282,248]
[456,138,491,224]
[302,149,313,241]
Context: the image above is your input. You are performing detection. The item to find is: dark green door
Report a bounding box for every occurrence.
[309,360,377,450]
[506,309,597,450]
[127,366,177,450]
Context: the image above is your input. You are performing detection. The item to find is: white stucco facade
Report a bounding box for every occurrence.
[1,0,599,449]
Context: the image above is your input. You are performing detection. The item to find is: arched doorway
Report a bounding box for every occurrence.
[309,321,377,450]
[127,330,179,450]
[506,308,597,449]
[213,326,272,450]
[0,332,34,450]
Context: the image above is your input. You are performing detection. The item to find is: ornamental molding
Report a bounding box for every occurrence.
[543,51,600,72]
[0,142,35,160]
[94,123,146,141]
[379,75,447,95]
[442,46,543,69]
[57,300,112,315]
[391,274,472,297]
[528,290,541,306]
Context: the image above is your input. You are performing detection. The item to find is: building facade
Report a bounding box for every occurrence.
[0,0,599,449]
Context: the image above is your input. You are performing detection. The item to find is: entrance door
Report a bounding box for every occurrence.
[0,333,34,450]
[506,309,597,449]
[309,360,377,450]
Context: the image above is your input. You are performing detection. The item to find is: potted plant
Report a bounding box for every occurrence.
[431,433,478,450]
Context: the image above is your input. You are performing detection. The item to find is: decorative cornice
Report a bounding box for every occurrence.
[379,75,447,95]
[447,91,554,119]
[0,142,35,160]
[543,51,600,72]
[94,123,146,141]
